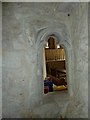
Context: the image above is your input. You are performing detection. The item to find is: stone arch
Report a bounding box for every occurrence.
[35,25,74,102]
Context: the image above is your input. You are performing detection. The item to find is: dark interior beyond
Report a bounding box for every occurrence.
[44,36,67,93]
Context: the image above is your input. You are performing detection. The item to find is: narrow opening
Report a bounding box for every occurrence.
[43,35,68,94]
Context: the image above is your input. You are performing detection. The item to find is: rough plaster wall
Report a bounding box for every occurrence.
[2,2,88,118]
[2,0,89,2]
[0,2,2,119]
[65,3,88,118]
[2,3,39,118]
[89,2,90,119]
[2,3,71,118]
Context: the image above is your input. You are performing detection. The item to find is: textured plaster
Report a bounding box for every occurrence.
[2,2,88,118]
[2,0,89,2]
[88,4,90,111]
[0,2,2,119]
[65,3,88,118]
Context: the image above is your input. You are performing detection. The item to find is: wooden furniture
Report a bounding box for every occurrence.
[56,69,66,79]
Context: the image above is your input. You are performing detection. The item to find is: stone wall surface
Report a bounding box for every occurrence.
[0,1,2,119]
[2,0,89,2]
[2,2,88,118]
[88,2,90,118]
[65,3,88,118]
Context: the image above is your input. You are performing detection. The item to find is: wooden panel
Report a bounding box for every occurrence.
[45,48,65,61]
[46,60,66,75]
[46,60,65,69]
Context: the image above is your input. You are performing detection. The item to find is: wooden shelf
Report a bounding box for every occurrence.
[46,59,65,62]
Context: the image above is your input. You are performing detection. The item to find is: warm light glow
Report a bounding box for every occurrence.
[45,42,49,48]
[57,44,60,48]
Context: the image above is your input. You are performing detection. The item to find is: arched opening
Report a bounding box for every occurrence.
[32,25,74,117]
[43,35,68,94]
[36,26,74,106]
